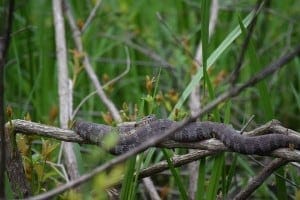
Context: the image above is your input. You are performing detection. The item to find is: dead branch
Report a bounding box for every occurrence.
[7,119,300,161]
[64,0,122,122]
[52,0,79,180]
[234,158,288,200]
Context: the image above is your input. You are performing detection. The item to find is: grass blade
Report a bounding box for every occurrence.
[171,10,256,117]
[162,149,188,200]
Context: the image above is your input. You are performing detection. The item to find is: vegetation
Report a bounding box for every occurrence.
[2,0,300,199]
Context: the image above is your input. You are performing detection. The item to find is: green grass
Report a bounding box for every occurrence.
[3,0,300,199]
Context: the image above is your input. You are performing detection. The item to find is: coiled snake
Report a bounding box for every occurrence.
[74,115,300,155]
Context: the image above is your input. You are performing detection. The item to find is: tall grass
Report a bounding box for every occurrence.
[4,0,300,199]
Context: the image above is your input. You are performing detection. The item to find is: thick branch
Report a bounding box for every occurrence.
[7,119,300,161]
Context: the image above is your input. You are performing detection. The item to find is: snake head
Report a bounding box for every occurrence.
[135,115,158,127]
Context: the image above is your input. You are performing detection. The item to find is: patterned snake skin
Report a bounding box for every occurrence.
[74,115,300,155]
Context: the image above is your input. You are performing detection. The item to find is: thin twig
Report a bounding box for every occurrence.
[72,46,131,118]
[101,34,175,70]
[234,158,288,200]
[156,12,195,60]
[82,0,103,33]
[198,44,300,119]
[229,0,264,85]
[142,178,161,200]
[64,0,122,122]
[247,155,299,188]
[93,57,174,70]
[66,2,160,195]
[240,115,255,134]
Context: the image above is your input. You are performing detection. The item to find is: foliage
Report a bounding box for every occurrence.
[3,0,300,199]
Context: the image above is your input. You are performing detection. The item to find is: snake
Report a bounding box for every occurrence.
[73,115,300,155]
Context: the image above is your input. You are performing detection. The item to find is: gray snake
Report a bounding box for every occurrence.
[74,115,300,155]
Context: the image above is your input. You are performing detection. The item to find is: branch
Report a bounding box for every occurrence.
[52,0,79,180]
[101,34,175,71]
[81,0,103,33]
[229,0,263,85]
[7,119,300,161]
[138,150,216,180]
[64,0,122,122]
[72,47,131,118]
[234,158,288,200]
[197,44,300,118]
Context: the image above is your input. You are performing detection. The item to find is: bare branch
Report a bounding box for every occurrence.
[198,44,300,118]
[82,0,103,32]
[138,150,216,180]
[52,0,79,180]
[229,0,263,85]
[72,46,131,118]
[234,158,288,200]
[101,34,175,71]
[142,178,161,200]
[64,0,122,122]
[7,119,300,161]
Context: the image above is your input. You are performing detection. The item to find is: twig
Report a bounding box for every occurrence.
[101,34,175,70]
[64,0,122,122]
[93,57,174,70]
[65,3,159,195]
[234,158,288,200]
[72,46,131,118]
[198,44,300,118]
[247,155,299,188]
[82,0,103,33]
[229,0,263,85]
[142,178,161,200]
[240,115,255,134]
[52,0,79,180]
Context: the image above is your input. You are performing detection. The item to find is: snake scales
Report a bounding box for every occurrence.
[74,115,300,155]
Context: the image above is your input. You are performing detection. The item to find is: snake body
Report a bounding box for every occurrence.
[74,116,300,155]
